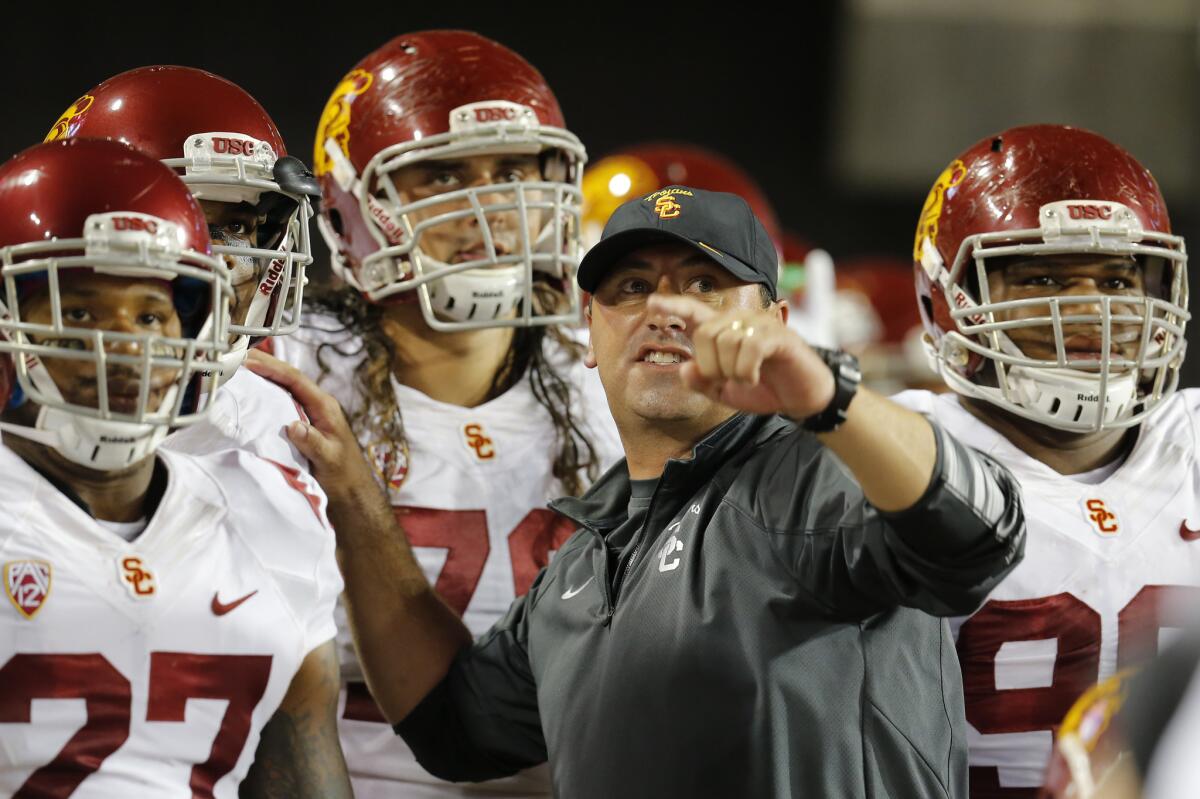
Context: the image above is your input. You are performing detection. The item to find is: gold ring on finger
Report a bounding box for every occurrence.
[729,320,744,333]
[743,326,756,338]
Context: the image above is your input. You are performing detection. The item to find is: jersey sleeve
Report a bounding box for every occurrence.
[223,450,343,655]
[225,370,310,471]
[394,571,547,782]
[165,369,308,473]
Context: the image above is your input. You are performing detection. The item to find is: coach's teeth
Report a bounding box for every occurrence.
[644,351,681,364]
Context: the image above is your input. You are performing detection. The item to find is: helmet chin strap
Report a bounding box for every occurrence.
[1,369,175,470]
[988,331,1136,430]
[217,334,251,375]
[2,404,169,471]
[996,366,1136,429]
[417,249,524,323]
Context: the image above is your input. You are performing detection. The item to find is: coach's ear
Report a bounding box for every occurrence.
[583,292,597,369]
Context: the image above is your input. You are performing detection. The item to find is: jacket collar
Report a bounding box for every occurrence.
[552,412,789,532]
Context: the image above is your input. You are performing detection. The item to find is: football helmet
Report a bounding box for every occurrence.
[914,124,1189,431]
[1042,671,1137,799]
[0,139,232,469]
[834,257,940,393]
[314,30,586,330]
[582,142,782,248]
[46,65,318,371]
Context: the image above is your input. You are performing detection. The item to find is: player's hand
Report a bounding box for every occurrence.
[245,350,372,505]
[648,294,834,420]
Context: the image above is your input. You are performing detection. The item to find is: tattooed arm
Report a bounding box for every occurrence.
[239,641,351,799]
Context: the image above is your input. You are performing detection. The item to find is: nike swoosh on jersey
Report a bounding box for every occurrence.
[1181,521,1200,542]
[211,590,259,616]
[561,577,594,600]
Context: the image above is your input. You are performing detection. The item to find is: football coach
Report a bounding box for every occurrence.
[249,186,1027,799]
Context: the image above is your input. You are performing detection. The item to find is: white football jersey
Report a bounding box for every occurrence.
[0,444,342,798]
[893,389,1200,798]
[164,367,309,473]
[275,315,623,798]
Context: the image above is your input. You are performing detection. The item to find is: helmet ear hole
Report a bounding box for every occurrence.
[919,295,935,328]
[327,209,344,237]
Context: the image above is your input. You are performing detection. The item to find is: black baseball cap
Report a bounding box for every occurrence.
[577,185,779,299]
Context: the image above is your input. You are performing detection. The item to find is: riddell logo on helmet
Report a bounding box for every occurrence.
[473,106,519,123]
[258,259,286,297]
[112,217,158,234]
[366,196,405,244]
[211,137,256,156]
[1067,205,1113,221]
[951,288,986,326]
[1077,393,1100,403]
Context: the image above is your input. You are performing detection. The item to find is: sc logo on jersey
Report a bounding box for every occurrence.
[1083,498,1120,537]
[119,556,157,599]
[462,423,496,461]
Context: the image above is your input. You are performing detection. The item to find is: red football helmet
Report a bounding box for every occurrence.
[46,65,318,362]
[0,139,231,469]
[314,30,586,330]
[834,257,940,392]
[914,124,1188,431]
[1041,671,1136,799]
[582,143,782,248]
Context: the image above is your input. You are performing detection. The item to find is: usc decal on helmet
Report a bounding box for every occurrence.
[912,158,965,263]
[314,68,374,180]
[44,94,95,143]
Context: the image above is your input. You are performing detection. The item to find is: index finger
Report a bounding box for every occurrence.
[245,349,345,431]
[645,294,718,327]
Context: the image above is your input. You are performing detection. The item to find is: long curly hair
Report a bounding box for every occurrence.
[306,284,600,497]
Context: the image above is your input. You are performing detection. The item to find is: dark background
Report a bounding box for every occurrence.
[4,3,1197,383]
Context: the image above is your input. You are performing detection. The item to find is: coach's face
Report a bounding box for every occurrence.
[586,241,766,431]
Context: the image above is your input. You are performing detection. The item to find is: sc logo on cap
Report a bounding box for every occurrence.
[654,195,682,219]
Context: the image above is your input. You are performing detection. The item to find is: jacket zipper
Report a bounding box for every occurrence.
[604,484,663,624]
[615,544,641,598]
[607,520,650,623]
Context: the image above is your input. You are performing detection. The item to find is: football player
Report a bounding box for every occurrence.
[0,139,348,796]
[271,30,622,798]
[897,123,1200,798]
[45,65,322,467]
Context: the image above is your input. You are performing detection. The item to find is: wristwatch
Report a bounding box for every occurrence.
[800,348,861,433]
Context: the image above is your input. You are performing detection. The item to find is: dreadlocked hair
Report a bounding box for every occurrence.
[305,282,600,497]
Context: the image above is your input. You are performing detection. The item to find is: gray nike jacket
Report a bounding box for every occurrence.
[396,412,1026,798]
